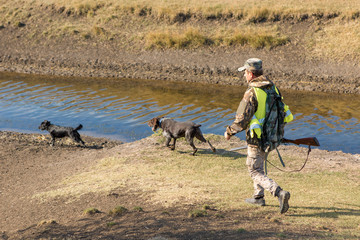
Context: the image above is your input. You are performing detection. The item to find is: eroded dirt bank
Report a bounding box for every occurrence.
[0,22,359,94]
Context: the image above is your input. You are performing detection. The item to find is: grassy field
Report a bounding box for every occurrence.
[1,0,360,60]
[33,134,360,239]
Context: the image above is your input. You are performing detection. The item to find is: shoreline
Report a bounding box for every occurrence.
[1,48,360,95]
[1,30,359,95]
[1,129,359,156]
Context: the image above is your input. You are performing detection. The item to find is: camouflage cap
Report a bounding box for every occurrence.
[237,58,262,72]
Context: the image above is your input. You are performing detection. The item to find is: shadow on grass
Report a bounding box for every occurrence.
[10,208,331,240]
[176,148,247,159]
[288,205,360,218]
[84,145,104,150]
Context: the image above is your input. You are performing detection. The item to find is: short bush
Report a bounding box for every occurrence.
[133,206,144,212]
[189,209,207,218]
[109,206,128,216]
[107,221,117,227]
[83,207,101,215]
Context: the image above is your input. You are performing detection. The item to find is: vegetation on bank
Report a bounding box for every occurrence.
[0,0,360,60]
[32,134,360,239]
[145,27,289,49]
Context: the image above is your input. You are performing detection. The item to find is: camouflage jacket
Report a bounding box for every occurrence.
[226,75,275,146]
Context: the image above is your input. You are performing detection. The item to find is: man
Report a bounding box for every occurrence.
[224,58,293,214]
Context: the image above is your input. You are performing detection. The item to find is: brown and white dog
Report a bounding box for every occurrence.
[148,116,216,155]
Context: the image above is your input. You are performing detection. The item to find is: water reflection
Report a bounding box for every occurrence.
[0,71,359,154]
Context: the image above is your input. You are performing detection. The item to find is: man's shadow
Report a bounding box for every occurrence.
[287,204,360,218]
[263,204,360,218]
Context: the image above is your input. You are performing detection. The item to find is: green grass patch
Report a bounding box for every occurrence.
[237,228,247,233]
[83,207,101,215]
[189,209,208,218]
[106,221,117,228]
[133,206,144,212]
[109,206,128,216]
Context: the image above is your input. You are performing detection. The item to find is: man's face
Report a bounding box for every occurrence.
[244,70,252,82]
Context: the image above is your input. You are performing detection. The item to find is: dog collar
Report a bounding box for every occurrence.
[159,118,169,128]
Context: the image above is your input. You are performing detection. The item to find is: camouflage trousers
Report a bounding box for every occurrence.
[246,145,280,198]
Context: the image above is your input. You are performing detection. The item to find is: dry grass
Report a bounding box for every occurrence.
[32,135,360,238]
[145,26,289,49]
[1,0,360,59]
[309,20,360,61]
[11,0,360,19]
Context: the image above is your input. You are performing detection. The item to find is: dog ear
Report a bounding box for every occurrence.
[148,118,155,127]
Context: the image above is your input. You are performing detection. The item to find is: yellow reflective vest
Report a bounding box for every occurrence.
[249,87,294,139]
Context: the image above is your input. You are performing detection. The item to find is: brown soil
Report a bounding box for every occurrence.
[0,17,359,94]
[1,131,359,239]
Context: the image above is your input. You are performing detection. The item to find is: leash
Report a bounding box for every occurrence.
[266,145,312,173]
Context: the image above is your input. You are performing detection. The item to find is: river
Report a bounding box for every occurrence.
[0,71,359,154]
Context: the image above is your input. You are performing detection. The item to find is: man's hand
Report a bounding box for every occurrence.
[224,131,231,140]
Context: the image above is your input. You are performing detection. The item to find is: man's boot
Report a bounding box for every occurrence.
[245,197,265,206]
[277,190,290,214]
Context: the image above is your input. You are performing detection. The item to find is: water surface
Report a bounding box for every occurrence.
[0,72,358,154]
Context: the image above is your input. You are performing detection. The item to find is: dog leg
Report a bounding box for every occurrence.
[194,129,207,143]
[171,138,176,150]
[72,132,85,146]
[186,134,198,156]
[195,129,216,152]
[165,137,172,148]
[207,140,216,152]
[76,137,86,146]
[50,136,56,146]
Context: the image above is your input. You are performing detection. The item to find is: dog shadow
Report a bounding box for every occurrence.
[176,148,247,159]
[83,145,104,150]
[45,143,104,150]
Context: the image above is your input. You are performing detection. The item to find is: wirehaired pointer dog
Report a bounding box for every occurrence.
[39,120,85,146]
[148,117,216,155]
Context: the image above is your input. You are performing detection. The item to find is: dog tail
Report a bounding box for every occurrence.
[75,124,83,131]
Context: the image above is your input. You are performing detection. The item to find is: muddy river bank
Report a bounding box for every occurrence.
[1,23,360,95]
[0,71,359,154]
